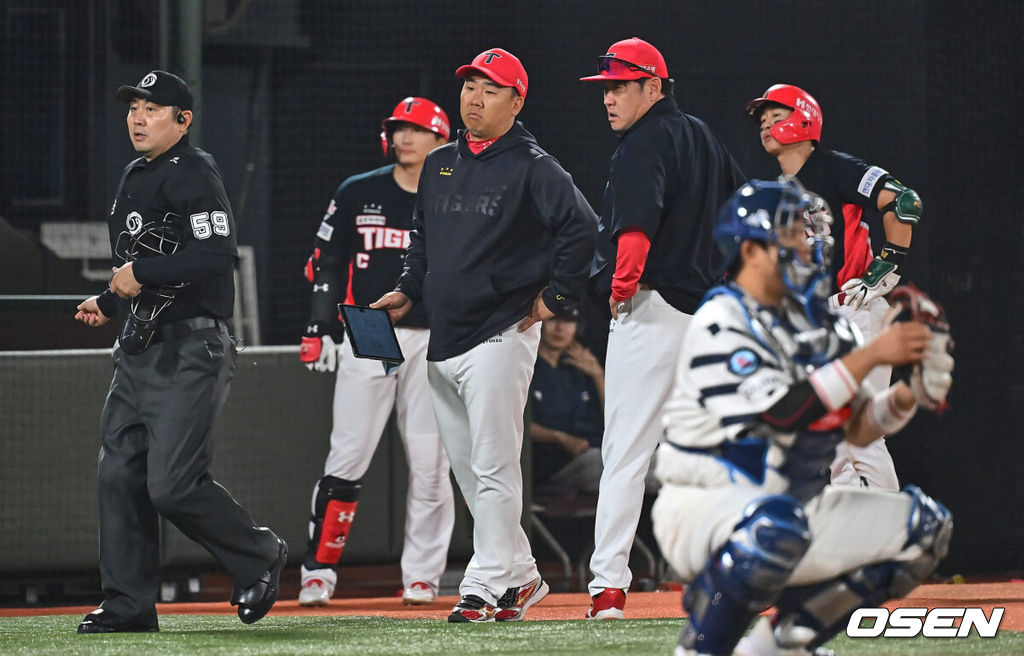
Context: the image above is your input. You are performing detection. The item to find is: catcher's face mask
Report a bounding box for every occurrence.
[775,182,834,310]
[114,213,188,354]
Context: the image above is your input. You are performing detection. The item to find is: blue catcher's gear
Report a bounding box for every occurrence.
[769,485,953,651]
[714,178,835,325]
[680,495,812,655]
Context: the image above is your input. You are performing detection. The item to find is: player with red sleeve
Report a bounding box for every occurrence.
[579,37,745,620]
[745,84,923,490]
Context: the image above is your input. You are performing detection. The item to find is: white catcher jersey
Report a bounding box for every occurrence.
[659,284,862,501]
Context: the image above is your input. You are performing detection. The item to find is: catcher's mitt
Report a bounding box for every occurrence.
[886,283,954,411]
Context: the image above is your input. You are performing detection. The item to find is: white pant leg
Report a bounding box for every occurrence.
[428,323,541,604]
[394,328,455,591]
[589,290,692,596]
[303,338,398,587]
[322,336,397,480]
[653,484,916,586]
[831,297,899,491]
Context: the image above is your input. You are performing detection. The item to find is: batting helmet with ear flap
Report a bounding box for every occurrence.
[380,97,451,156]
[745,84,823,144]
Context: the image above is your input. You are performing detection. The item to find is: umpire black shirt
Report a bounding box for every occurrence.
[590,96,745,314]
[98,135,238,323]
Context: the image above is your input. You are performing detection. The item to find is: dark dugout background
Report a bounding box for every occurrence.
[1,0,1021,577]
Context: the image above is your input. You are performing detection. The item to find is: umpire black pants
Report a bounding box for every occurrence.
[96,319,279,622]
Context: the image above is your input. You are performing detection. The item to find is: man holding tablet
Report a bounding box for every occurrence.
[374,48,597,623]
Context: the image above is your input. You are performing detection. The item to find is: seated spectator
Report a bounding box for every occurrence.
[528,315,605,496]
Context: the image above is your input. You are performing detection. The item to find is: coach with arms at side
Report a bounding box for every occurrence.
[374,47,597,624]
[578,37,745,620]
[74,70,286,634]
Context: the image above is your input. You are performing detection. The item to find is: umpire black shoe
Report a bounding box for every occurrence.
[233,537,288,624]
[77,608,158,634]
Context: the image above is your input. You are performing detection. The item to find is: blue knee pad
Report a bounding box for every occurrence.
[681,495,811,656]
[772,485,953,651]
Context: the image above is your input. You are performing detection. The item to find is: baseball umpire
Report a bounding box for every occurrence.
[745,84,923,490]
[373,47,597,623]
[578,36,745,619]
[74,70,286,633]
[652,179,953,655]
[297,97,455,607]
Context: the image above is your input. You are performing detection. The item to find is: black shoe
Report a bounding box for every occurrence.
[233,537,288,625]
[77,608,158,634]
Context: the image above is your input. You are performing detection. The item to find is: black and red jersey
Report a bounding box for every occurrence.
[308,164,427,328]
[790,148,893,288]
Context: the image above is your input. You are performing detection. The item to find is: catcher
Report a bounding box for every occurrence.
[651,179,954,656]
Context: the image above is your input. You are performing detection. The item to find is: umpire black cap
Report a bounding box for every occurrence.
[115,70,193,110]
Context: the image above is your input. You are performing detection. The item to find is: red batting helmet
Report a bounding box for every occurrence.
[380,97,451,155]
[745,84,822,144]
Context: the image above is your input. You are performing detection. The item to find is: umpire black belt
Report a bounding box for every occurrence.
[151,316,226,344]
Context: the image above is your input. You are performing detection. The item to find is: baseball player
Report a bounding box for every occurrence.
[373,48,597,623]
[297,97,455,606]
[74,71,286,632]
[651,179,953,656]
[578,37,745,619]
[745,84,923,490]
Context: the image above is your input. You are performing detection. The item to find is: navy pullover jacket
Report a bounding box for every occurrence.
[397,122,597,361]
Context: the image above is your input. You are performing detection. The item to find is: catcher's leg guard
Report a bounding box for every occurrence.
[303,476,362,571]
[771,485,952,650]
[681,495,811,656]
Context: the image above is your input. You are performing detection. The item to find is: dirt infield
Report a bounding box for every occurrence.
[2,581,1022,630]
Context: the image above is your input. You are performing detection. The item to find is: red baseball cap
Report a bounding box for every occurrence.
[580,37,669,82]
[455,48,529,99]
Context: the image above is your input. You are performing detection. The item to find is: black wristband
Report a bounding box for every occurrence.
[879,242,908,267]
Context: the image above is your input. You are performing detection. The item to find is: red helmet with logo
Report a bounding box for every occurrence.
[744,84,822,144]
[380,97,451,155]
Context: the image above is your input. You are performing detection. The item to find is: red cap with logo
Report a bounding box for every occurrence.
[455,48,529,99]
[580,37,669,82]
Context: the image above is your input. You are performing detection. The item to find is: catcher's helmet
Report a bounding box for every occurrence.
[380,97,450,155]
[744,84,822,144]
[715,178,834,308]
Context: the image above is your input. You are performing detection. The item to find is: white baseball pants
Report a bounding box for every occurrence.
[427,322,541,605]
[312,327,455,590]
[831,296,899,491]
[589,289,692,596]
[653,482,917,585]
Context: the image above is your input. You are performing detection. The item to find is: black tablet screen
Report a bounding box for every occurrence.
[338,304,404,363]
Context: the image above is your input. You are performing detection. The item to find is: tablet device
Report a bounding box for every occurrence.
[338,304,404,364]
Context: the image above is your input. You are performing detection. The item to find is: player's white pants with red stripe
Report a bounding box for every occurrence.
[589,289,692,597]
[427,321,541,605]
[831,297,899,491]
[308,327,455,591]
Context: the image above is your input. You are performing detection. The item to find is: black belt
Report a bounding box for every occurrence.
[151,316,224,344]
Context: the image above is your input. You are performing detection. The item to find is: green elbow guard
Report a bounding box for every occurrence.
[882,179,922,225]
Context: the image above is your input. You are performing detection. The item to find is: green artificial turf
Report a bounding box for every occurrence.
[0,615,1020,655]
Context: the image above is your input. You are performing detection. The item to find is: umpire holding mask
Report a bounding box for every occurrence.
[74,70,286,634]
